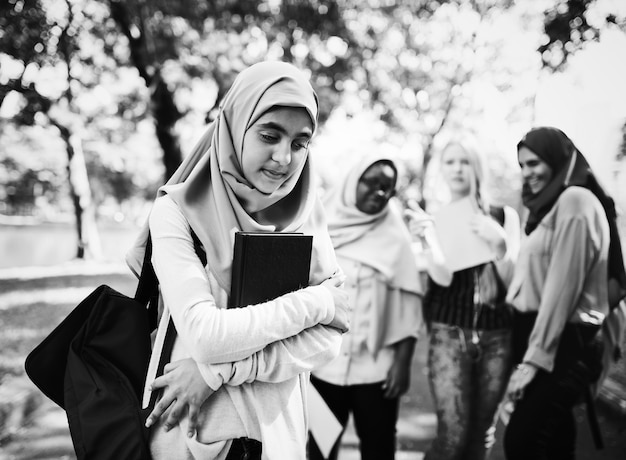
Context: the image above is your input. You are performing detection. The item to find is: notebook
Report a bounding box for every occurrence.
[433,197,496,272]
[229,232,313,308]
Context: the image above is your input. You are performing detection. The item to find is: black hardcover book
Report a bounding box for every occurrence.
[229,232,313,308]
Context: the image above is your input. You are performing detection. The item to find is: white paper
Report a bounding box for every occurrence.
[308,384,343,459]
[433,197,495,272]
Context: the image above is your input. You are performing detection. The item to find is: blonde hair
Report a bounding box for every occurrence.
[441,136,503,306]
[440,135,490,213]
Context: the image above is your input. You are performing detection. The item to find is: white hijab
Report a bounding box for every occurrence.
[126,61,338,290]
[323,153,422,294]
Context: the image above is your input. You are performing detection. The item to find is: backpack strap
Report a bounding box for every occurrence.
[146,229,207,412]
[190,230,207,266]
[130,235,160,331]
[488,205,506,227]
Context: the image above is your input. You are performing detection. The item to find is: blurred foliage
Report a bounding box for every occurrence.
[540,0,626,70]
[0,157,59,215]
[0,0,624,224]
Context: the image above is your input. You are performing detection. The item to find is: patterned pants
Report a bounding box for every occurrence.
[425,322,513,460]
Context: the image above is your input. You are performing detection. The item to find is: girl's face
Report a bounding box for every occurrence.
[355,161,397,215]
[242,107,313,194]
[518,145,553,195]
[441,143,473,198]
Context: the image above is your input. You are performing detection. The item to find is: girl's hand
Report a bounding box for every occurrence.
[382,359,411,399]
[404,208,434,241]
[321,278,351,333]
[383,337,415,399]
[505,362,538,403]
[145,359,215,438]
[470,214,506,258]
[404,208,452,286]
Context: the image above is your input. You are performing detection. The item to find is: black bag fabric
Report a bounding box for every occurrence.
[64,285,154,459]
[25,240,161,460]
[25,234,206,459]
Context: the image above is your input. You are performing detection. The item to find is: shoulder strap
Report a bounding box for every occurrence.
[190,230,207,266]
[146,228,207,412]
[133,236,160,330]
[489,205,506,227]
[132,231,206,331]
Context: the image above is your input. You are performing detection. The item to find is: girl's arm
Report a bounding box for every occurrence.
[146,316,344,435]
[523,190,602,372]
[420,226,453,286]
[198,323,343,388]
[150,195,338,364]
[494,206,521,287]
[404,208,453,286]
[202,284,421,389]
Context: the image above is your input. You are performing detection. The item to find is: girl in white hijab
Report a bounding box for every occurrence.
[126,61,349,460]
[309,154,423,460]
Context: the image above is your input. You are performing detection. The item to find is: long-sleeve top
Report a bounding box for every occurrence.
[147,195,343,460]
[312,257,423,386]
[506,186,610,372]
[422,205,519,330]
[424,265,512,329]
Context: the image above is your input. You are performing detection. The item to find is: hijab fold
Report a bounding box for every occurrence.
[126,61,337,293]
[518,126,626,306]
[323,154,422,295]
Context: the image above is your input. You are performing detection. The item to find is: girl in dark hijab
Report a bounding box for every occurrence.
[521,127,626,293]
[503,126,626,460]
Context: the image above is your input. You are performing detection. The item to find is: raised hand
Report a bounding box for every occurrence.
[469,214,507,258]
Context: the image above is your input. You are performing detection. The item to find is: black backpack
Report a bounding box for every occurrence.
[25,234,206,459]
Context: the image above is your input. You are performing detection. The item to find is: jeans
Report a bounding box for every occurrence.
[425,322,513,460]
[503,312,602,460]
[308,376,399,460]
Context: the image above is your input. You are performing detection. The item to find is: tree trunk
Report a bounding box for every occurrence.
[151,74,183,181]
[109,0,183,182]
[53,120,102,259]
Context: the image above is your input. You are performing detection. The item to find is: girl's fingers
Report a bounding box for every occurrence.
[164,360,181,373]
[187,402,199,438]
[145,391,177,428]
[404,208,433,223]
[149,374,167,391]
[163,400,186,432]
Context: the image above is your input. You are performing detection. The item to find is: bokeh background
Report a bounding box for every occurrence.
[1,1,626,458]
[1,0,625,268]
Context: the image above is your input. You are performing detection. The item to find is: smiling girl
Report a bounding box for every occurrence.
[309,155,423,460]
[126,61,351,460]
[503,126,626,460]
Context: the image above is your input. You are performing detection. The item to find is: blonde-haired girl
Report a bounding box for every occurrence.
[407,136,520,460]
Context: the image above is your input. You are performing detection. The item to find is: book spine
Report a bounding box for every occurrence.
[229,234,247,308]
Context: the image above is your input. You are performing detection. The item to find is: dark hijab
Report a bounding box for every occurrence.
[518,126,626,306]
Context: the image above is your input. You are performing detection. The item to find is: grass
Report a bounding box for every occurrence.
[0,266,435,455]
[0,271,136,382]
[2,263,624,459]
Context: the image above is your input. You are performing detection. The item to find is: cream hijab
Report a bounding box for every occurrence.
[323,154,422,295]
[126,61,338,291]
